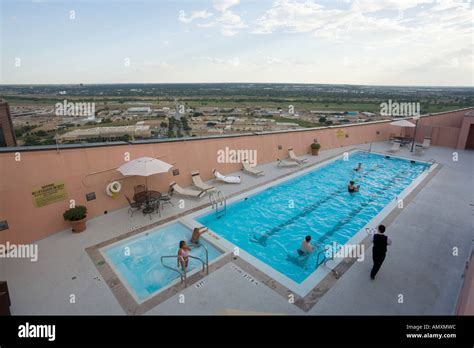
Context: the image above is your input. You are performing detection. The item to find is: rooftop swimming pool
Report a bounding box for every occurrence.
[197,151,431,285]
[101,222,222,302]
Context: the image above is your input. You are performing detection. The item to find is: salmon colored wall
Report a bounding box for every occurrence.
[401,109,469,148]
[456,116,474,149]
[0,109,471,245]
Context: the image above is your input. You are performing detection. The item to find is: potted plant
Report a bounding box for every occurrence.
[311,142,321,155]
[63,205,88,233]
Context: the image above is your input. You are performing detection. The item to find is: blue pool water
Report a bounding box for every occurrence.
[103,222,222,301]
[198,151,430,284]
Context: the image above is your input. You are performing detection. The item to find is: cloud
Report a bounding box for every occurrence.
[194,56,241,67]
[213,0,240,12]
[179,0,246,36]
[178,9,213,23]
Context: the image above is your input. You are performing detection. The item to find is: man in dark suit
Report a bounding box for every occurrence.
[370,225,392,279]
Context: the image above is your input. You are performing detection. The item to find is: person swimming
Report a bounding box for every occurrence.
[353,163,362,172]
[297,235,315,256]
[348,181,360,193]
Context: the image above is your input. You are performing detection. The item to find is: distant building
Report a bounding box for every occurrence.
[0,100,17,147]
[56,125,151,142]
[127,107,151,114]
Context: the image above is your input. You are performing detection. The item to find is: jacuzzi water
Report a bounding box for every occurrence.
[103,222,222,301]
[197,151,430,284]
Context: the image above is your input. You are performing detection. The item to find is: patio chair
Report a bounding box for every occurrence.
[191,171,215,191]
[133,185,146,195]
[422,137,431,149]
[169,181,207,198]
[277,159,300,167]
[125,195,141,217]
[159,189,174,208]
[387,142,401,153]
[242,160,264,176]
[212,169,241,184]
[288,148,308,164]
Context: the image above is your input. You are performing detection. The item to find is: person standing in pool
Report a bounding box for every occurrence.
[353,163,362,172]
[297,235,315,256]
[178,240,191,270]
[190,227,208,244]
[348,181,360,193]
[370,225,392,279]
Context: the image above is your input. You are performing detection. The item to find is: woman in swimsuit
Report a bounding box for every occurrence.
[178,240,191,270]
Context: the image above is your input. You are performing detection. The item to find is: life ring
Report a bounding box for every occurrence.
[110,181,122,193]
[106,181,121,198]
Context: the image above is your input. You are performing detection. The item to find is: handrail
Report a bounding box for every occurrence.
[209,192,217,209]
[161,255,186,286]
[210,190,226,217]
[187,255,206,274]
[192,243,209,275]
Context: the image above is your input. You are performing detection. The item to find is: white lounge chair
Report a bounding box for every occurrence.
[288,148,308,164]
[191,171,215,191]
[387,142,401,153]
[242,160,264,176]
[213,169,241,184]
[169,181,206,198]
[422,137,431,149]
[277,159,300,167]
[413,145,425,156]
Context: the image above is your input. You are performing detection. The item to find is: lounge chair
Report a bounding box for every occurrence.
[422,137,431,149]
[213,169,241,184]
[191,171,215,191]
[413,145,425,156]
[169,181,206,198]
[387,142,401,153]
[288,148,308,164]
[242,160,264,176]
[277,159,300,167]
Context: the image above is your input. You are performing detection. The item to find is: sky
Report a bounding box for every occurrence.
[0,0,473,86]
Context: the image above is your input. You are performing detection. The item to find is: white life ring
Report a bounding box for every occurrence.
[106,181,121,197]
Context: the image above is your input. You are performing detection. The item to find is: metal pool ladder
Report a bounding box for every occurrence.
[316,243,339,278]
[209,190,226,217]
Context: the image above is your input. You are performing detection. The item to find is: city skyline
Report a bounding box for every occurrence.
[1,0,473,86]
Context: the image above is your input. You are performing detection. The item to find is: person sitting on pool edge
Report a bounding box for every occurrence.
[353,163,362,172]
[348,181,360,193]
[178,240,191,270]
[190,227,208,244]
[297,235,315,256]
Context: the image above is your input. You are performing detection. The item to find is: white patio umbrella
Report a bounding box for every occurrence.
[117,156,173,190]
[390,119,415,136]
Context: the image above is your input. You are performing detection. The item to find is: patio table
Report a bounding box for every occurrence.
[133,191,161,214]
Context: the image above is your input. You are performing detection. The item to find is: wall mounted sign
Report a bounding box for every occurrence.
[335,129,345,139]
[86,192,96,201]
[0,220,8,231]
[32,182,68,208]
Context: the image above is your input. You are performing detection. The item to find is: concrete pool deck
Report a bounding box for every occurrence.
[1,141,472,315]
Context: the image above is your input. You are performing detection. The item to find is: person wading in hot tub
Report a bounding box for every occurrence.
[370,225,392,279]
[178,240,191,270]
[348,181,360,193]
[190,227,208,245]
